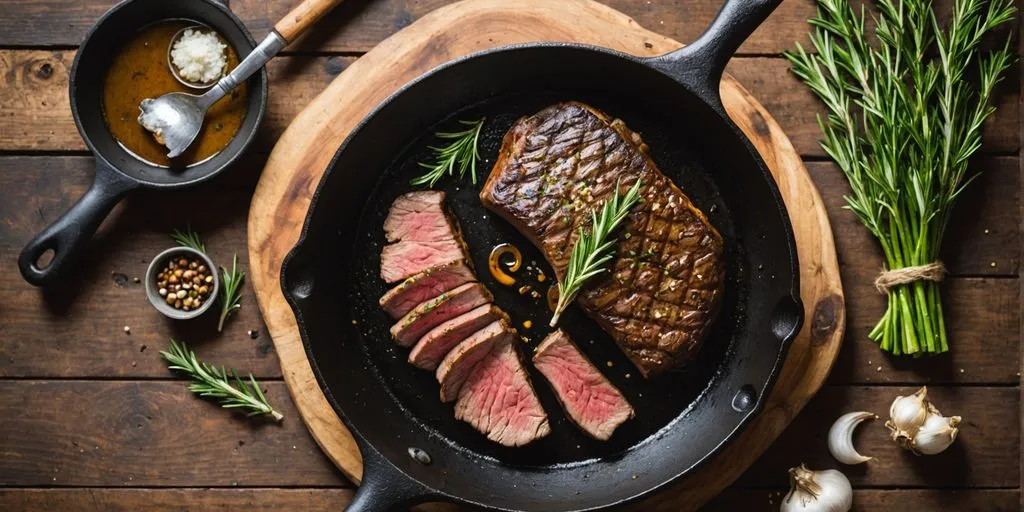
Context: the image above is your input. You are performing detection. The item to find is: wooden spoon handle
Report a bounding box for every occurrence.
[274,0,346,43]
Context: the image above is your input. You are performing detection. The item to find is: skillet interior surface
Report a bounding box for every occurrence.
[284,45,800,510]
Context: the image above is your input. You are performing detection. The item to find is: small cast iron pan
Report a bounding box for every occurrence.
[283,0,802,510]
[18,0,267,286]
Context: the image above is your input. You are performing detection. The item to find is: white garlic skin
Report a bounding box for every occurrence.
[887,386,930,437]
[781,464,852,512]
[912,413,961,455]
[886,386,961,455]
[828,411,876,465]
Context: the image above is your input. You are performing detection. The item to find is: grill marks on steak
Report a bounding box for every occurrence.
[480,102,726,377]
[390,282,492,347]
[534,330,633,440]
[378,192,549,446]
[379,260,477,318]
[380,191,468,283]
[454,335,551,447]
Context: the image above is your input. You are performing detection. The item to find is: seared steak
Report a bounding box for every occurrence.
[436,319,511,402]
[379,260,477,318]
[390,282,492,347]
[533,330,633,440]
[409,304,508,371]
[380,191,467,283]
[480,102,726,377]
[454,335,551,447]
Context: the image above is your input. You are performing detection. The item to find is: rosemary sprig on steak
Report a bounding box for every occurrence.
[411,118,486,187]
[161,339,283,421]
[550,178,642,327]
[785,0,1015,355]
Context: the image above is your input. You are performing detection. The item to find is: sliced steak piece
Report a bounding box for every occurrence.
[480,102,726,378]
[454,336,551,447]
[436,319,510,402]
[379,260,477,318]
[409,304,508,371]
[380,191,468,283]
[533,330,633,440]
[389,282,492,347]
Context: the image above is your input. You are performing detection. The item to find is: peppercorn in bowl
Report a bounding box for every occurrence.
[145,247,220,320]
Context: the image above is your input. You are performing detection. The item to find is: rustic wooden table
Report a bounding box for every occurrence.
[0,1,1019,510]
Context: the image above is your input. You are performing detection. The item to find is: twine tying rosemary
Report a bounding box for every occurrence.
[874,262,946,294]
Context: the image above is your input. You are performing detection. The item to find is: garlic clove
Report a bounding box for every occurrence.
[886,386,930,446]
[782,464,853,512]
[828,411,876,465]
[911,413,961,455]
[886,387,960,455]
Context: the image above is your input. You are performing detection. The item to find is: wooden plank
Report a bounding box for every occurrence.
[0,0,817,53]
[0,51,353,154]
[707,489,1020,511]
[0,0,1016,55]
[1,51,1018,156]
[0,382,1015,488]
[0,489,359,511]
[808,157,1020,276]
[0,488,1016,511]
[723,57,1020,158]
[0,155,283,378]
[830,278,1020,385]
[0,381,346,486]
[1,155,1016,383]
[2,153,1015,382]
[736,386,1020,488]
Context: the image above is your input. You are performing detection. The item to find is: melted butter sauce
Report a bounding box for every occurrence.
[102,20,247,167]
[488,243,522,286]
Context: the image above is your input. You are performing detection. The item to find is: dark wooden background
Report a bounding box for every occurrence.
[0,0,1019,510]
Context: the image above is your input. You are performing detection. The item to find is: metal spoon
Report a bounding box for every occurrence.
[139,0,346,158]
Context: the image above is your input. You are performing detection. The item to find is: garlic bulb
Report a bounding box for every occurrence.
[887,386,931,438]
[828,411,876,464]
[781,464,852,512]
[885,386,961,455]
[912,412,961,455]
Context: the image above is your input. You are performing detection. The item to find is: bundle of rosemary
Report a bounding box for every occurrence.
[786,0,1015,355]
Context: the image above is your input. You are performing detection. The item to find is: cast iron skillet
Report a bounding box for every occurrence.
[283,0,802,510]
[18,0,267,286]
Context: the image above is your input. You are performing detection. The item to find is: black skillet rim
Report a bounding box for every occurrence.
[68,0,268,188]
[281,41,803,510]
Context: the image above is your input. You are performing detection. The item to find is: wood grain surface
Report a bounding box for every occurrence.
[1,488,1017,511]
[2,51,1018,155]
[0,0,1019,510]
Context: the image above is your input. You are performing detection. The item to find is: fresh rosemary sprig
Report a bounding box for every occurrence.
[171,226,205,253]
[161,339,283,421]
[550,179,642,327]
[410,118,485,187]
[785,0,1015,355]
[218,254,245,332]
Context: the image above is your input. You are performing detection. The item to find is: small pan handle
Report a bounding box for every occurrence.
[19,160,137,286]
[650,0,781,108]
[345,441,436,512]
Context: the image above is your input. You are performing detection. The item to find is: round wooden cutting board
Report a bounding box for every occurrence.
[248,0,845,509]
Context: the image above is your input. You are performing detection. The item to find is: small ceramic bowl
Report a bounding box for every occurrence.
[145,247,220,320]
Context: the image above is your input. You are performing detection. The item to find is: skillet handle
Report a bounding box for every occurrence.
[346,442,436,512]
[651,0,781,106]
[18,160,137,286]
